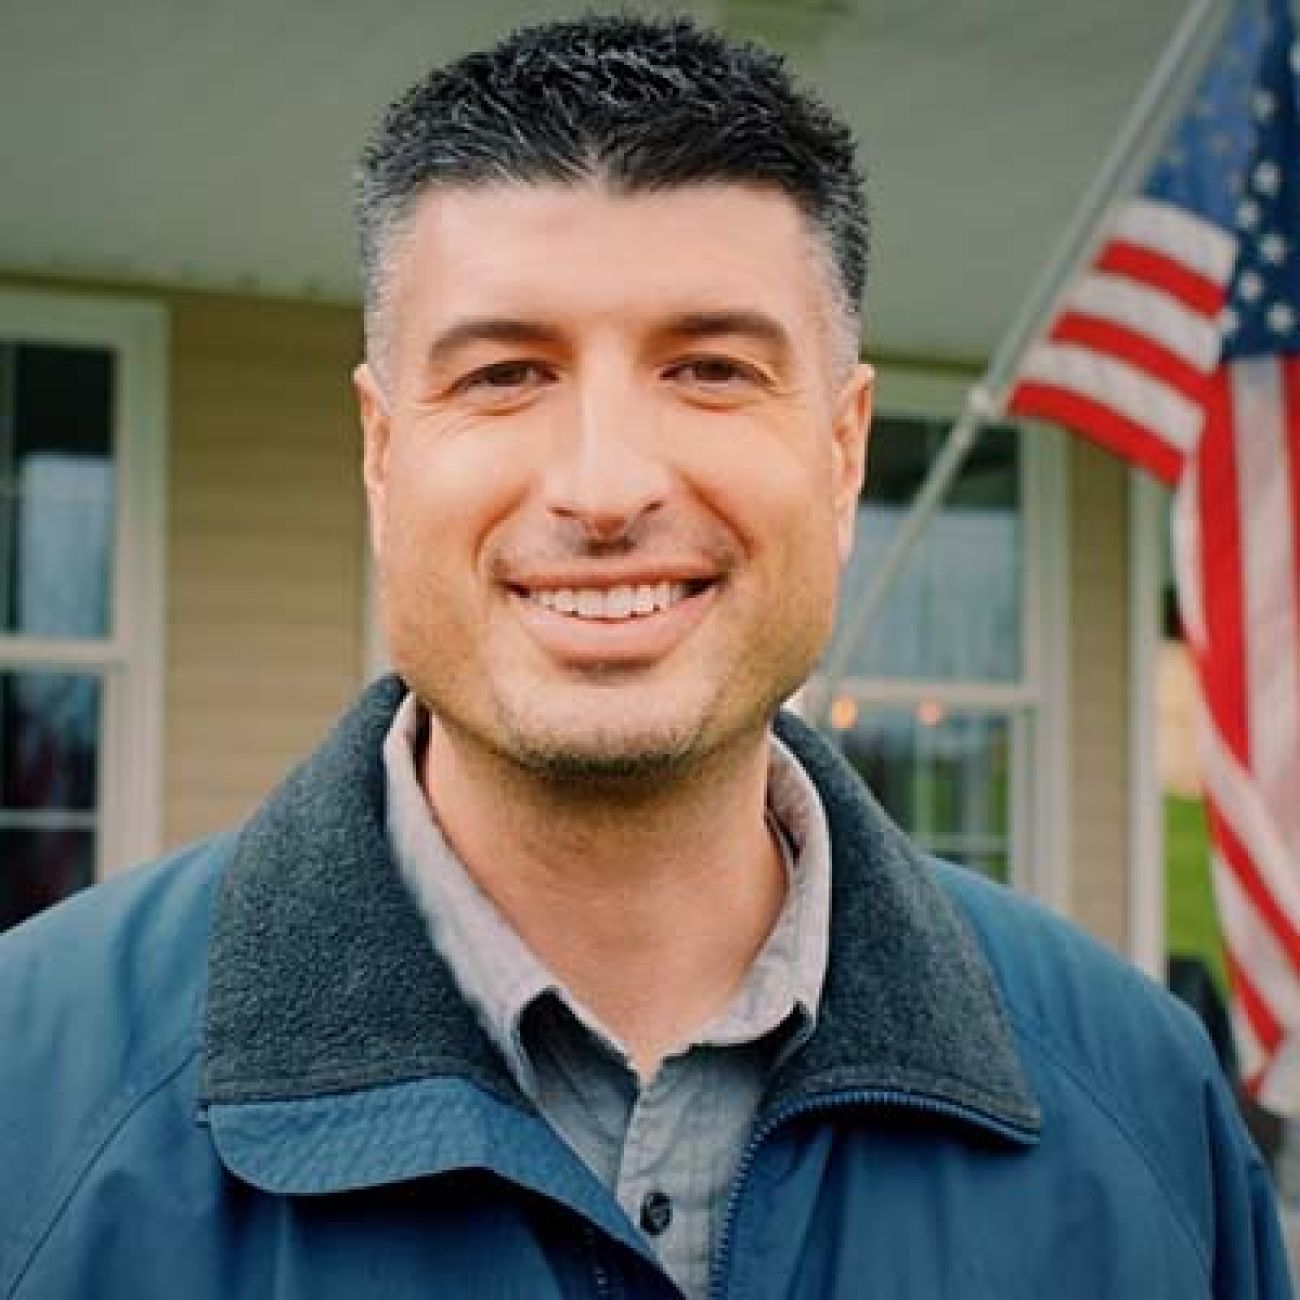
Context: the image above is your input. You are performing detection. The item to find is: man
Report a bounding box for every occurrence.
[0,15,1291,1299]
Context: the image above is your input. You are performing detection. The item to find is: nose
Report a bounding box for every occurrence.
[541,372,670,542]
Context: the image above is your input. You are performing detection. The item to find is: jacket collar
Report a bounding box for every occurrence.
[202,676,1040,1187]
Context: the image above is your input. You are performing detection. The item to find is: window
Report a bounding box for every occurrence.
[838,706,1014,881]
[808,367,1066,898]
[0,292,166,931]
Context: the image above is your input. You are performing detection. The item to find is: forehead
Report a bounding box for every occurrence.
[389,180,832,336]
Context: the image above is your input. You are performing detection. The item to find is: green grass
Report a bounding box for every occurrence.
[1164,795,1228,996]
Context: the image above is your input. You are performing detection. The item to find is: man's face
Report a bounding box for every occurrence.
[356,180,872,782]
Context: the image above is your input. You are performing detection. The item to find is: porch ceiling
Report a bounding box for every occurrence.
[2,0,1194,361]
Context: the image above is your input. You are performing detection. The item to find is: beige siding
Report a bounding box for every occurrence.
[1067,438,1130,951]
[166,294,366,845]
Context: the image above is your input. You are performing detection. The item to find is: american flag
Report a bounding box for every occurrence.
[1008,0,1300,1110]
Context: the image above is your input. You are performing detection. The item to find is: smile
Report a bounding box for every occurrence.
[526,581,694,621]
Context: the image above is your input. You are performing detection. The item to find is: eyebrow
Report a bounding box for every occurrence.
[422,308,796,371]
[424,317,566,371]
[657,310,794,365]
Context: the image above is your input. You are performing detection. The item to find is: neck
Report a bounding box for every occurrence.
[420,715,787,1077]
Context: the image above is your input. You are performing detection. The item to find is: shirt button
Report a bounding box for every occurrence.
[639,1190,673,1236]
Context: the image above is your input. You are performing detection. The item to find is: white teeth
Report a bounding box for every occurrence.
[605,585,634,618]
[528,581,694,619]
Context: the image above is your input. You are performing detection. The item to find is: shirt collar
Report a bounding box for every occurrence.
[382,692,832,1089]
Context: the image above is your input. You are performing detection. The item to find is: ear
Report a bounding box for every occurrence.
[829,362,873,564]
[354,362,392,560]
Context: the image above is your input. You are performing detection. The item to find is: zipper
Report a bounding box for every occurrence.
[707,1087,1039,1300]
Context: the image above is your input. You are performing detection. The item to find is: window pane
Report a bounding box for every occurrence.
[0,829,94,931]
[832,417,1022,682]
[0,343,115,638]
[0,672,100,811]
[835,705,1012,883]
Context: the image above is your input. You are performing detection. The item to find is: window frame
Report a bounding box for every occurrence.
[0,288,168,880]
[1129,470,1170,978]
[812,362,1069,903]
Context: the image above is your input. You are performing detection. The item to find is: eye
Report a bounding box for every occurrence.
[667,355,765,392]
[457,359,553,397]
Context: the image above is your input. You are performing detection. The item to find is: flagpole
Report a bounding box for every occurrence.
[815,0,1229,722]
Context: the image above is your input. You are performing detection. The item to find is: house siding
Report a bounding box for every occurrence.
[1067,437,1130,951]
[166,293,366,844]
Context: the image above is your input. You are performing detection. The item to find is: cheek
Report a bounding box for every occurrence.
[381,424,534,570]
[695,432,841,570]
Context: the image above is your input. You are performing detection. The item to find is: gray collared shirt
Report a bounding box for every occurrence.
[383,694,833,1300]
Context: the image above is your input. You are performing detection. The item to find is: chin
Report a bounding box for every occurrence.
[494,697,722,787]
[508,724,698,786]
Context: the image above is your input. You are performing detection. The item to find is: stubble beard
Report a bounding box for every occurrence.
[482,649,811,797]
[490,676,732,794]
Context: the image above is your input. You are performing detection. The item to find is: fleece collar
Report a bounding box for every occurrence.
[202,676,1040,1182]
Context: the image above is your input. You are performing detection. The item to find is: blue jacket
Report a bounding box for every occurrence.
[0,677,1291,1298]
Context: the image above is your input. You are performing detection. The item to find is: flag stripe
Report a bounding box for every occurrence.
[1212,796,1300,971]
[1173,467,1207,650]
[1234,360,1300,853]
[1010,336,1201,481]
[1009,382,1187,482]
[1287,360,1300,777]
[1215,850,1300,1032]
[1014,341,1204,449]
[1227,947,1285,1056]
[1006,195,1232,481]
[1066,271,1222,372]
[1046,314,1211,403]
[1094,240,1227,315]
[1198,716,1300,956]
[1109,196,1238,284]
[1194,373,1251,760]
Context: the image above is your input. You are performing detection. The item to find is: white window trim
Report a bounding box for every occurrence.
[0,288,168,878]
[821,362,1070,904]
[1025,423,1071,916]
[1128,470,1167,977]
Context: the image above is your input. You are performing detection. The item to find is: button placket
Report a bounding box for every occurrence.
[616,1066,676,1247]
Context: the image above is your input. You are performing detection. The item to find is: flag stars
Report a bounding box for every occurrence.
[1291,41,1300,76]
[1252,159,1282,196]
[1220,306,1241,336]
[1267,302,1296,334]
[1252,88,1277,120]
[1239,270,1265,302]
[1238,197,1262,228]
[1260,232,1288,265]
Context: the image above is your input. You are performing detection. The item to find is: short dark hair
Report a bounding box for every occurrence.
[355,14,867,369]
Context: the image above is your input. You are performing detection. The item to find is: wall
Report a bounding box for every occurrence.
[1067,436,1130,950]
[166,293,367,844]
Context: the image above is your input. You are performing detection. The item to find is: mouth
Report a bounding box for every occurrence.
[513,578,713,622]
